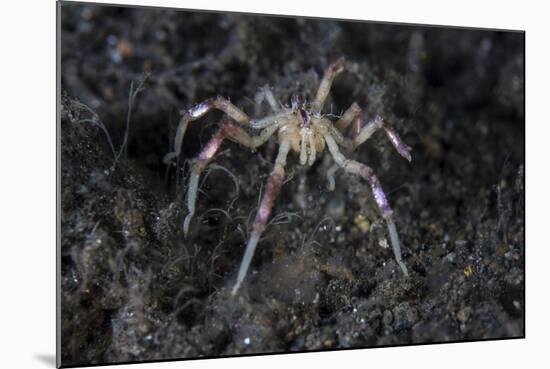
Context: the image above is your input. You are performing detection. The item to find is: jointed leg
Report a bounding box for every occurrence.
[225,121,281,149]
[353,115,383,148]
[183,120,235,237]
[382,124,412,162]
[324,134,409,276]
[164,96,251,164]
[332,97,412,162]
[326,102,362,190]
[254,85,281,112]
[183,120,278,238]
[312,57,346,113]
[250,110,289,130]
[327,114,411,188]
[326,163,339,191]
[353,116,412,162]
[335,102,362,133]
[231,140,292,295]
[346,160,408,276]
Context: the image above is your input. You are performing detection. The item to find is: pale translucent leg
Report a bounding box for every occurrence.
[183,121,278,238]
[386,219,409,276]
[231,140,291,295]
[225,122,281,149]
[316,117,347,146]
[326,163,339,191]
[183,125,230,237]
[354,116,412,162]
[250,111,288,130]
[325,101,362,187]
[307,132,317,166]
[312,57,346,113]
[164,96,251,164]
[254,84,281,112]
[326,115,412,189]
[324,133,409,276]
[335,102,361,133]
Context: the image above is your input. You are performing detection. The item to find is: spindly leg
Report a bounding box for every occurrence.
[326,163,339,192]
[326,102,362,189]
[225,121,281,149]
[324,134,409,276]
[353,116,412,162]
[312,57,346,113]
[183,120,279,237]
[250,110,288,130]
[183,121,234,237]
[327,115,412,190]
[335,102,361,133]
[254,84,281,112]
[344,160,409,276]
[164,96,251,164]
[231,140,292,295]
[381,124,412,162]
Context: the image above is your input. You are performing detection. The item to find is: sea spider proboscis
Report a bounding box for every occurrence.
[164,57,412,295]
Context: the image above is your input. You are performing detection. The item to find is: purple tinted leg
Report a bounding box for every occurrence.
[324,134,409,276]
[353,115,412,162]
[383,125,412,162]
[231,140,291,295]
[346,161,409,276]
[164,96,250,164]
[183,121,238,237]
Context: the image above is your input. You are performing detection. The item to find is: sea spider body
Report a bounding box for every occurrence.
[164,57,412,295]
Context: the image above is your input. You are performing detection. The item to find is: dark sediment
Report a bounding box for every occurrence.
[60,3,524,366]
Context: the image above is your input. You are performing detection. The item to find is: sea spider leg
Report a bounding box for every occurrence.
[164,96,251,164]
[225,123,281,150]
[312,57,346,113]
[183,121,233,237]
[231,139,292,295]
[335,102,362,133]
[352,115,384,148]
[326,164,339,192]
[250,110,288,130]
[381,124,412,162]
[183,120,279,238]
[326,115,412,190]
[326,102,362,189]
[334,100,412,162]
[254,84,281,112]
[324,133,409,276]
[354,116,412,162]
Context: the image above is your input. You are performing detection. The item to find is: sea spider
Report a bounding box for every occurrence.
[164,57,412,295]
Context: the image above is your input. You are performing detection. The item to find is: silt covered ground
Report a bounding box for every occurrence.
[59,3,524,366]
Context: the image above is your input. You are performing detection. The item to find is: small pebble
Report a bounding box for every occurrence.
[354,214,370,233]
[457,307,472,323]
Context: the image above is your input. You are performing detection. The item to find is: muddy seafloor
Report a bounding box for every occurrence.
[59,3,525,366]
